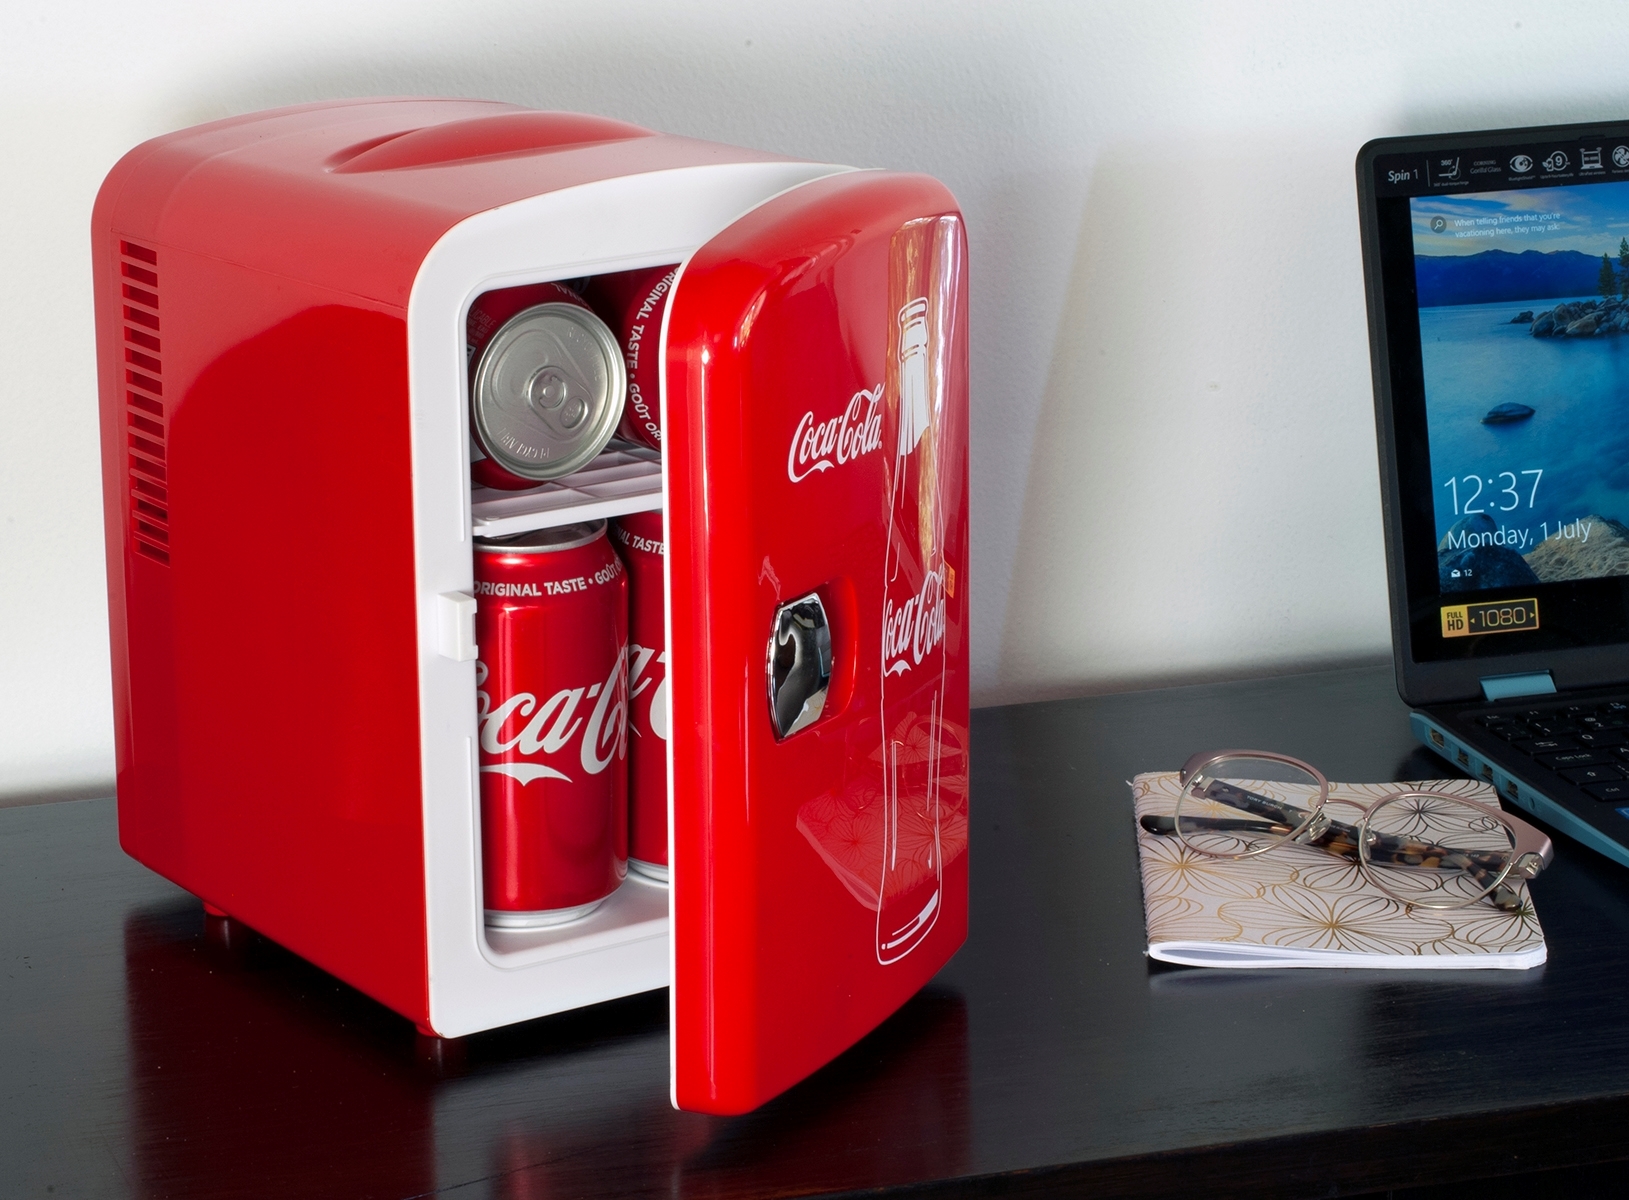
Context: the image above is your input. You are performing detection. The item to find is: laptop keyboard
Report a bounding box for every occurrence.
[1476,701,1629,802]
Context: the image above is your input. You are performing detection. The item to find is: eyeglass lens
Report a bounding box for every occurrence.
[1175,755,1324,859]
[1359,792,1518,909]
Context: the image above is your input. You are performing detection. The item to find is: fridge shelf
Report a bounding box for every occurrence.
[482,872,669,971]
[470,442,661,537]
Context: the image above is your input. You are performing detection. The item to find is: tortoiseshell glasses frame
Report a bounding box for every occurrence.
[1140,750,1553,912]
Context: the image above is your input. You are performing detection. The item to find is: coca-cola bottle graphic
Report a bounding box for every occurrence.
[877,215,964,964]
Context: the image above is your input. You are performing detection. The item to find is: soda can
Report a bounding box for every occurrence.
[611,509,668,880]
[468,282,627,490]
[586,265,677,450]
[474,520,629,927]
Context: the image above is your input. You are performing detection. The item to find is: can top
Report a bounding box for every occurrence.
[471,302,626,482]
[475,520,606,555]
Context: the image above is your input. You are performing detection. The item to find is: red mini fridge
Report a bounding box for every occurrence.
[91,98,970,1115]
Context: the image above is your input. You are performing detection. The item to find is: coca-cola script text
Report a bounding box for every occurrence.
[787,385,884,483]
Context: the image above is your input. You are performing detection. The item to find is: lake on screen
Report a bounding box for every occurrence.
[1419,298,1629,542]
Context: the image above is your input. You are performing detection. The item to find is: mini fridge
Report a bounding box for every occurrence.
[92,98,970,1115]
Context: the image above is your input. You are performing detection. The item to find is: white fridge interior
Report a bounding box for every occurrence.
[402,160,850,1037]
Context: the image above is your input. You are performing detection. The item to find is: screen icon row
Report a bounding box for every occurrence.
[1380,142,1629,195]
[1509,147,1629,174]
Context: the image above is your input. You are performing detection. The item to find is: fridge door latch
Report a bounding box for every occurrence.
[767,593,832,739]
[437,592,479,662]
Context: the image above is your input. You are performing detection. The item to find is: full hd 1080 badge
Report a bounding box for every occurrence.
[1441,598,1540,638]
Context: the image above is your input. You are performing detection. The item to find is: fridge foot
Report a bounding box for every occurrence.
[414,1027,467,1078]
[201,907,253,957]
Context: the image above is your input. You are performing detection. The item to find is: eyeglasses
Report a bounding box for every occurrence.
[1139,750,1554,912]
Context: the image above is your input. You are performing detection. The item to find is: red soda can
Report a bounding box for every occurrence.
[474,521,629,927]
[610,509,668,879]
[467,282,627,491]
[586,265,677,450]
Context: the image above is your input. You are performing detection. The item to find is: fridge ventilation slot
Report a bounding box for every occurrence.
[470,442,662,537]
[120,239,168,565]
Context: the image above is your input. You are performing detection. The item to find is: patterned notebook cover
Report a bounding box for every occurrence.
[1131,772,1546,969]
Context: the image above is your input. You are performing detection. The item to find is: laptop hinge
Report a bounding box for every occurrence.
[1480,671,1557,702]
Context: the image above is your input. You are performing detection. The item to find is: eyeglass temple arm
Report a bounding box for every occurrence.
[1158,780,1518,880]
[1188,778,1313,828]
[1140,809,1524,910]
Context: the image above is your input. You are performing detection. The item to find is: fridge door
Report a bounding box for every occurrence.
[665,171,971,1114]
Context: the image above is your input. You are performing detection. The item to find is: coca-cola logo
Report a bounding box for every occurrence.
[475,656,627,784]
[787,385,884,483]
[628,644,668,740]
[883,569,946,677]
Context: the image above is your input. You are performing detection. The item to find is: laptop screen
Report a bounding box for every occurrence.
[1371,137,1629,662]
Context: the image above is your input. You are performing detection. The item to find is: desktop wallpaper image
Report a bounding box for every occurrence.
[1413,180,1629,593]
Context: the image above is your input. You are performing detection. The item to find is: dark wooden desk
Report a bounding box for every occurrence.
[10,666,1629,1198]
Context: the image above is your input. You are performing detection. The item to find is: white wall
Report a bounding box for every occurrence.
[5,0,1629,799]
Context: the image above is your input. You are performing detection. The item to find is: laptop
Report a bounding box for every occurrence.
[1358,121,1629,871]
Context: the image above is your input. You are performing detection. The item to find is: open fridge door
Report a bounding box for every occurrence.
[663,170,971,1114]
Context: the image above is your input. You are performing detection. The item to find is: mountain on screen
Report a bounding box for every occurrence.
[1414,249,1602,307]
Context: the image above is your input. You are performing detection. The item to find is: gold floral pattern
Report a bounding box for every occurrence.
[1132,772,1546,967]
[1221,886,1454,955]
[1145,892,1245,942]
[1139,833,1290,900]
[1290,851,1366,894]
[1442,895,1544,953]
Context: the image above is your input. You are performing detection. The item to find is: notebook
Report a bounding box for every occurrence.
[1131,772,1547,969]
[1359,121,1629,874]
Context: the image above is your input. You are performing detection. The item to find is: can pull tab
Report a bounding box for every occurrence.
[767,593,833,739]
